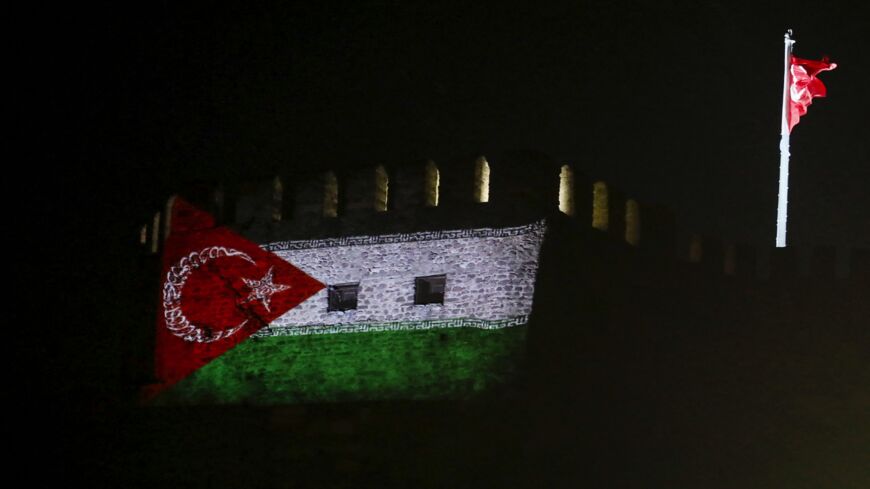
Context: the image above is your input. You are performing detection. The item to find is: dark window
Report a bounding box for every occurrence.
[328,283,359,311]
[414,275,446,305]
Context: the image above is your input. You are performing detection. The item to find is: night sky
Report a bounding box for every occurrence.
[30,0,869,250]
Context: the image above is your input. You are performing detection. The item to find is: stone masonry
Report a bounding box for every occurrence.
[262,221,546,334]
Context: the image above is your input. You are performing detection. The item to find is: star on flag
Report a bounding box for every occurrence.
[242,266,291,312]
[143,198,324,401]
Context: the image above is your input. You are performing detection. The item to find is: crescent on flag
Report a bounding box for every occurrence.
[144,198,324,401]
[162,246,256,343]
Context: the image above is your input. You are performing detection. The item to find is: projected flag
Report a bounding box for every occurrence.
[144,198,324,399]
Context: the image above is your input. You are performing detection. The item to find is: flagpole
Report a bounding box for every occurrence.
[776,30,795,248]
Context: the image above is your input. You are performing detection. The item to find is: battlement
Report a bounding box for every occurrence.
[140,150,867,405]
[139,150,868,283]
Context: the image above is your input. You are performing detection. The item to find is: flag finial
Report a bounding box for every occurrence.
[784,29,795,48]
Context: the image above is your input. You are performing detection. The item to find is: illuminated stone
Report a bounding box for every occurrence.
[559,164,575,216]
[374,165,389,212]
[592,181,609,231]
[272,176,283,222]
[265,221,545,333]
[323,171,339,218]
[424,160,439,207]
[473,157,490,203]
[625,199,640,246]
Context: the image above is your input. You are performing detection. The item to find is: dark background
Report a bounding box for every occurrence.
[26,0,869,248]
[14,1,869,486]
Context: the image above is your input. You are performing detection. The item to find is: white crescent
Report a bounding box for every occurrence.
[162,246,257,343]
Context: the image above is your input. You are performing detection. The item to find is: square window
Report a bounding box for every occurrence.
[328,283,359,311]
[414,275,446,305]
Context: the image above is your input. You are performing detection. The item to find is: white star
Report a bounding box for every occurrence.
[241,266,291,312]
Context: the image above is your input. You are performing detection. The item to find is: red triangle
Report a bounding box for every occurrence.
[143,198,324,400]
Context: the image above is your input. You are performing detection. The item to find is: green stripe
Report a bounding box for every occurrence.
[157,325,528,404]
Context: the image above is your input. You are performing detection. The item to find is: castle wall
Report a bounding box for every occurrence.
[139,153,869,406]
[258,221,546,335]
[143,153,869,283]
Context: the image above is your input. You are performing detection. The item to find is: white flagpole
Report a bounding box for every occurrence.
[776,30,795,248]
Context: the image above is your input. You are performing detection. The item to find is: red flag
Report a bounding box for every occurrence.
[143,198,324,400]
[788,55,837,132]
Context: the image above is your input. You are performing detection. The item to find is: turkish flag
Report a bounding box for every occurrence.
[788,55,837,132]
[143,198,324,400]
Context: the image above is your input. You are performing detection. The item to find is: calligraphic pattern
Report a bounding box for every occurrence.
[254,315,529,337]
[263,220,546,252]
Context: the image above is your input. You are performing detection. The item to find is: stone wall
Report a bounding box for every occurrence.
[261,220,546,334]
[144,151,867,281]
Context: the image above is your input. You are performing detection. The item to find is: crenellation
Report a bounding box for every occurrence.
[486,150,560,219]
[143,151,863,281]
[625,199,641,246]
[234,178,275,230]
[142,155,866,408]
[472,156,490,204]
[390,160,427,210]
[438,154,486,208]
[591,180,609,232]
[289,173,323,227]
[423,160,440,208]
[344,169,377,219]
[634,203,674,258]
